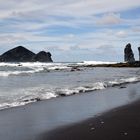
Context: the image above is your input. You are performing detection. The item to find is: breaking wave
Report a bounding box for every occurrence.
[78,61,117,65]
[0,61,119,77]
[0,76,139,110]
[0,62,71,77]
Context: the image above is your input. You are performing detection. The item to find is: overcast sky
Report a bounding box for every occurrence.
[0,0,140,62]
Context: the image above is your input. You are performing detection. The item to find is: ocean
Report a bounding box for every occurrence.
[0,61,140,110]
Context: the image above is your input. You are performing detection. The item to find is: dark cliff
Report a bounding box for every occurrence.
[138,47,140,61]
[32,51,53,62]
[124,43,135,62]
[0,46,53,62]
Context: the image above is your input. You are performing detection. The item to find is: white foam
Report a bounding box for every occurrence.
[0,102,27,110]
[47,66,70,70]
[0,61,118,70]
[56,88,80,96]
[40,92,58,99]
[121,77,138,83]
[19,86,58,102]
[0,62,73,77]
[0,88,58,110]
[75,82,106,93]
[0,62,119,76]
[20,62,65,68]
[0,62,63,68]
[0,74,139,110]
[78,61,117,65]
[0,67,44,77]
[108,77,140,87]
[0,62,19,67]
[56,82,106,96]
[0,62,70,71]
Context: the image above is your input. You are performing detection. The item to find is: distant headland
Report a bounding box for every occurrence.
[81,43,140,68]
[0,44,140,67]
[0,46,53,62]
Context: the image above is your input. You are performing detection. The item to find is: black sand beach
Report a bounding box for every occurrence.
[0,83,140,140]
[45,99,140,140]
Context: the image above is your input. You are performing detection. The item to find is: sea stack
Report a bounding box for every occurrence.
[0,46,35,62]
[0,46,53,62]
[32,51,53,62]
[124,43,135,62]
[138,47,140,61]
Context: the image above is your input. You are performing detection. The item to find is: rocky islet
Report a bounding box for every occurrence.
[0,46,53,62]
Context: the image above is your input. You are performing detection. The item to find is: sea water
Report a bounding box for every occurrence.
[0,61,140,110]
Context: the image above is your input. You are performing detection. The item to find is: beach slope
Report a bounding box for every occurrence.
[45,99,140,140]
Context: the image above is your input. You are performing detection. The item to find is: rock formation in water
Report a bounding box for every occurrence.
[32,51,53,62]
[138,47,140,61]
[124,43,135,62]
[0,46,53,62]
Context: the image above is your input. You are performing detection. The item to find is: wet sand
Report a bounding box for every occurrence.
[44,100,140,140]
[0,83,140,140]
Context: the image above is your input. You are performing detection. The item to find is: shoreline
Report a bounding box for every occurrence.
[42,99,140,140]
[79,61,140,68]
[0,82,139,140]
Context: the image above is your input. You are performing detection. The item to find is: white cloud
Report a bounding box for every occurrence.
[96,13,122,25]
[116,31,127,38]
[0,0,140,61]
[132,26,140,32]
[0,0,140,19]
